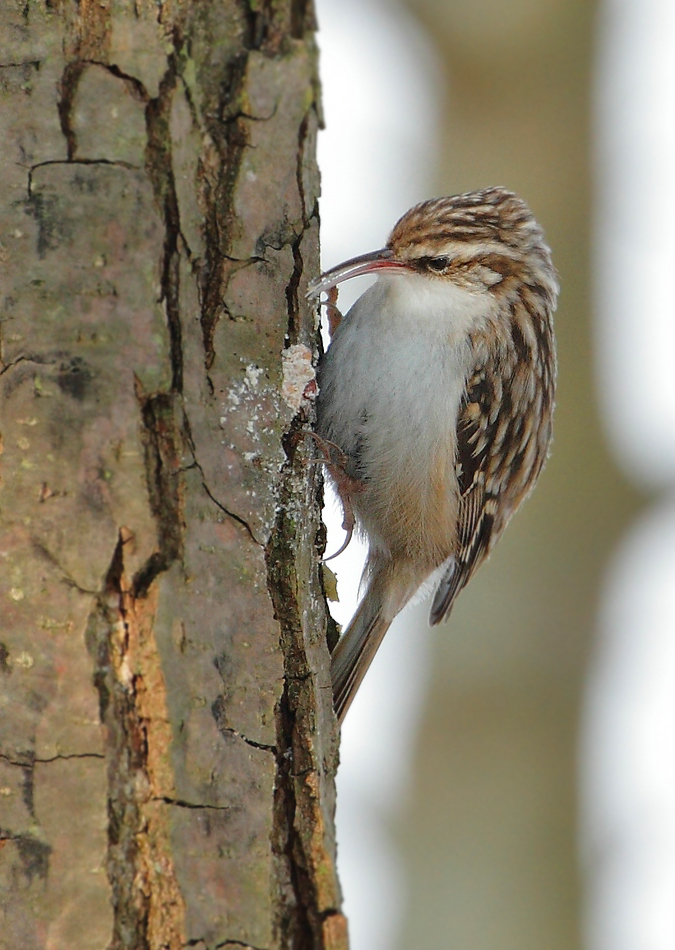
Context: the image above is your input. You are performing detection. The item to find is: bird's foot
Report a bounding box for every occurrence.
[303,431,364,559]
[325,285,343,338]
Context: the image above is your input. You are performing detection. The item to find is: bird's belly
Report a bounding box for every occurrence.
[318,318,469,565]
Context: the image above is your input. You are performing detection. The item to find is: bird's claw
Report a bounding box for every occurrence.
[302,430,362,560]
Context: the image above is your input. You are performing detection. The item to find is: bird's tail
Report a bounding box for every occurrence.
[330,553,429,725]
[331,559,421,724]
[331,587,393,725]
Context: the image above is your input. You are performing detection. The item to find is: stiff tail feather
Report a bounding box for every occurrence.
[331,592,393,725]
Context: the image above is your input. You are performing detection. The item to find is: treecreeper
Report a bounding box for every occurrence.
[309,187,558,724]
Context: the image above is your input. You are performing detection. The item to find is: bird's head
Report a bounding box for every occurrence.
[308,187,558,306]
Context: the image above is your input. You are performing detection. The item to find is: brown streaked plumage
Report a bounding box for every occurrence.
[309,187,558,724]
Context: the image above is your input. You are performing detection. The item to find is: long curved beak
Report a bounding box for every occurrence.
[307,247,411,298]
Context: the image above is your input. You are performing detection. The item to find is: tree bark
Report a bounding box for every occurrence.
[0,2,345,948]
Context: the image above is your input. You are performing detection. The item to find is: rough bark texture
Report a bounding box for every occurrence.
[0,2,345,948]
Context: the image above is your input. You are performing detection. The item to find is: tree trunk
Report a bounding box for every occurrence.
[0,3,345,948]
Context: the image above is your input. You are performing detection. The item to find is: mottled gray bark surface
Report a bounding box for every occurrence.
[0,2,345,948]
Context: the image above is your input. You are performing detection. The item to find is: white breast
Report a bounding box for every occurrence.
[317,272,495,563]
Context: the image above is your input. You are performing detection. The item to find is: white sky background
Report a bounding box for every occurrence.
[584,0,675,947]
[314,0,675,946]
[314,1,442,947]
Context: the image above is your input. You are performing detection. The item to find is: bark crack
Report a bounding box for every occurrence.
[0,353,50,376]
[217,726,277,755]
[0,751,104,767]
[145,58,184,394]
[258,54,337,950]
[284,105,319,345]
[132,388,185,598]
[266,466,330,947]
[92,60,150,102]
[26,158,140,196]
[87,532,186,949]
[57,61,84,159]
[179,411,261,545]
[199,470,261,546]
[29,537,99,595]
[0,60,41,70]
[197,49,252,371]
[216,940,268,950]
[156,797,232,812]
[285,233,304,344]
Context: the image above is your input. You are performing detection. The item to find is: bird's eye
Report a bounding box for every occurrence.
[425,256,450,273]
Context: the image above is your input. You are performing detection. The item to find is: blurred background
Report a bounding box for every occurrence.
[314,0,675,948]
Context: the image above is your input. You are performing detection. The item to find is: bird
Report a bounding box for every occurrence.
[308,187,558,725]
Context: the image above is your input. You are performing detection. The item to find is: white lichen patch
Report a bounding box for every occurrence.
[216,350,318,541]
[221,362,267,424]
[245,364,264,388]
[219,360,286,486]
[15,652,34,669]
[281,344,316,413]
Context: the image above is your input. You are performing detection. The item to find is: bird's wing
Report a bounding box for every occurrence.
[429,362,499,625]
